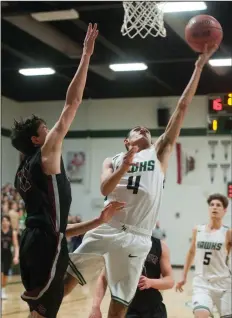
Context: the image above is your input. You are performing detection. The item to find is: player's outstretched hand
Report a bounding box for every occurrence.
[195,43,218,69]
[175,279,186,292]
[99,201,125,223]
[83,23,99,56]
[122,146,138,169]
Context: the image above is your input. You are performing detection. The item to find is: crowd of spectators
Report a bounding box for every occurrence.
[1,183,83,253]
[1,183,26,235]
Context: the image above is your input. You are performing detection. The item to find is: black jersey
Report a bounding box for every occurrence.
[1,229,13,253]
[14,149,72,234]
[129,237,163,313]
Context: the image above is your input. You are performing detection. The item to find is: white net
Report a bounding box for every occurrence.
[121,1,167,39]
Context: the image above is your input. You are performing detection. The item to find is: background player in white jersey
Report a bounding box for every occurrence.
[176,193,232,318]
[64,45,218,318]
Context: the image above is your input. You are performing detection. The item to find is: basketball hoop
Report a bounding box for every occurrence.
[121,1,167,39]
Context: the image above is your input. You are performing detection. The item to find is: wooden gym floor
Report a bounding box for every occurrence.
[2,269,219,318]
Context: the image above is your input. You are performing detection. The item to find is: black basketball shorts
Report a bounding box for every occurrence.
[19,228,69,318]
[126,302,167,318]
[1,251,13,276]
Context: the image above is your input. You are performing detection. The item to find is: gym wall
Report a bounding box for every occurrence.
[2,95,231,265]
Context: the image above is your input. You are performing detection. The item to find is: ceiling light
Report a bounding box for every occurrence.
[109,63,148,72]
[19,67,56,76]
[208,58,232,67]
[31,9,79,22]
[160,2,207,13]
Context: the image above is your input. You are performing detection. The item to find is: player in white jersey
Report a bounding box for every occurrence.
[176,193,232,318]
[64,45,218,318]
[104,144,165,231]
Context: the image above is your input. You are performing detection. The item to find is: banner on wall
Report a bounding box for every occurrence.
[176,143,195,185]
[66,151,86,183]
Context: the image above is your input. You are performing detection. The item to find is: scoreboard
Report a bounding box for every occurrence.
[207,93,232,135]
[227,182,232,199]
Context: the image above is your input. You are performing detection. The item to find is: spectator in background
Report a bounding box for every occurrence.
[18,209,26,235]
[8,201,19,231]
[1,183,27,240]
[1,215,19,299]
[2,183,11,196]
[2,194,9,203]
[1,183,85,263]
[2,201,9,214]
[152,221,166,240]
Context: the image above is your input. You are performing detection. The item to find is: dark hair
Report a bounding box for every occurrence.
[207,193,229,209]
[124,129,131,151]
[125,127,139,141]
[124,126,150,151]
[1,215,11,223]
[11,115,45,155]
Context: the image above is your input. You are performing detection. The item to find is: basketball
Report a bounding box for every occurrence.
[185,15,223,53]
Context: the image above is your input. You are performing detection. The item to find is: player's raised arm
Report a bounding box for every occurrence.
[155,44,218,171]
[42,23,98,155]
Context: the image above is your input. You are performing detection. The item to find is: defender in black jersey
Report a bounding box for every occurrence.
[10,24,100,318]
[89,237,174,318]
[1,215,19,300]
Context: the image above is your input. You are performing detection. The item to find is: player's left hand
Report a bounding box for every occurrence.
[99,201,126,223]
[195,43,218,69]
[13,257,19,265]
[83,23,99,56]
[138,275,152,290]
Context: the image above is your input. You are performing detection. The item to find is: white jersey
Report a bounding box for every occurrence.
[194,224,231,282]
[105,146,164,233]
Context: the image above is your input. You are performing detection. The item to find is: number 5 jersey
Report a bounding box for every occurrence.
[194,224,231,284]
[105,146,165,234]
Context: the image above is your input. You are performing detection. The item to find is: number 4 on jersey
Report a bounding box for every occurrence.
[127,176,141,194]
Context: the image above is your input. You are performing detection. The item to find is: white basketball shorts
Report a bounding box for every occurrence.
[67,221,152,306]
[192,276,232,317]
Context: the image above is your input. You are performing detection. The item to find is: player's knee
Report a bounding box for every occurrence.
[63,272,78,297]
[107,299,128,318]
[194,309,210,318]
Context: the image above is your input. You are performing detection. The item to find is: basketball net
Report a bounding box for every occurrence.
[121,1,167,39]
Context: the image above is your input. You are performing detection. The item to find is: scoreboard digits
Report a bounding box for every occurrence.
[208,93,232,135]
[209,92,232,114]
[228,93,232,106]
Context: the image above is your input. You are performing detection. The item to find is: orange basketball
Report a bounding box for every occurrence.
[185,15,223,53]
